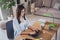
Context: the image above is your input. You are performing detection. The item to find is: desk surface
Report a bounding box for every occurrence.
[15,21,60,40]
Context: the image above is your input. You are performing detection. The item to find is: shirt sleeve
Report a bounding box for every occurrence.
[24,16,30,29]
[25,20,30,29]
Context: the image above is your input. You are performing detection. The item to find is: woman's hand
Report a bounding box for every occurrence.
[21,31,36,35]
[28,26,37,31]
[29,31,36,35]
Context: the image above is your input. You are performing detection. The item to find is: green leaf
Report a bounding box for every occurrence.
[2,4,7,9]
[0,0,5,3]
[12,1,15,6]
[6,1,11,7]
[1,0,15,9]
[49,23,56,28]
[43,13,52,16]
[0,0,3,2]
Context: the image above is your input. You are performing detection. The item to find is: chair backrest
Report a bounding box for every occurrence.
[6,20,14,39]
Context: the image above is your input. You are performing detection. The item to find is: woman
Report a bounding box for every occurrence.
[6,5,36,40]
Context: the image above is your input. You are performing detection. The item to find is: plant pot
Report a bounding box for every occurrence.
[48,23,56,31]
[49,27,53,31]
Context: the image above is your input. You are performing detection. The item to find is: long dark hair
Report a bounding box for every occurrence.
[16,5,26,24]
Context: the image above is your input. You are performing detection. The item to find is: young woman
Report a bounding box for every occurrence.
[6,5,36,40]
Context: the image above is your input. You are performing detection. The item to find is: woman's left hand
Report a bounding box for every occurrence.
[29,31,36,35]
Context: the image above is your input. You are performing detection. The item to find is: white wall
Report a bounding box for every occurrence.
[0,8,4,20]
[12,6,16,17]
[20,0,25,4]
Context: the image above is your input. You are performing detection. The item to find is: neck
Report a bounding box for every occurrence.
[20,16,23,19]
[19,16,24,21]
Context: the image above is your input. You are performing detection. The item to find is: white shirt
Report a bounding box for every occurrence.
[13,17,29,38]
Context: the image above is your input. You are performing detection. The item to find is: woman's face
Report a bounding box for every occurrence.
[21,9,25,17]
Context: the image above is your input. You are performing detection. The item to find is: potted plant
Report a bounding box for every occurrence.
[0,0,15,20]
[0,0,15,9]
[43,12,56,30]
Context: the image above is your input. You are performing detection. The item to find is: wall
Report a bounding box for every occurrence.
[43,0,51,7]
[57,0,60,2]
[42,0,60,8]
[52,0,60,7]
[0,8,3,20]
[0,3,9,20]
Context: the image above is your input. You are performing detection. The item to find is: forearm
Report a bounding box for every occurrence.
[21,31,31,35]
[28,26,39,31]
[21,35,36,40]
[21,29,36,35]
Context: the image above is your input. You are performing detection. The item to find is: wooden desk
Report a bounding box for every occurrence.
[15,21,60,40]
[35,22,60,40]
[15,29,36,40]
[42,22,60,40]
